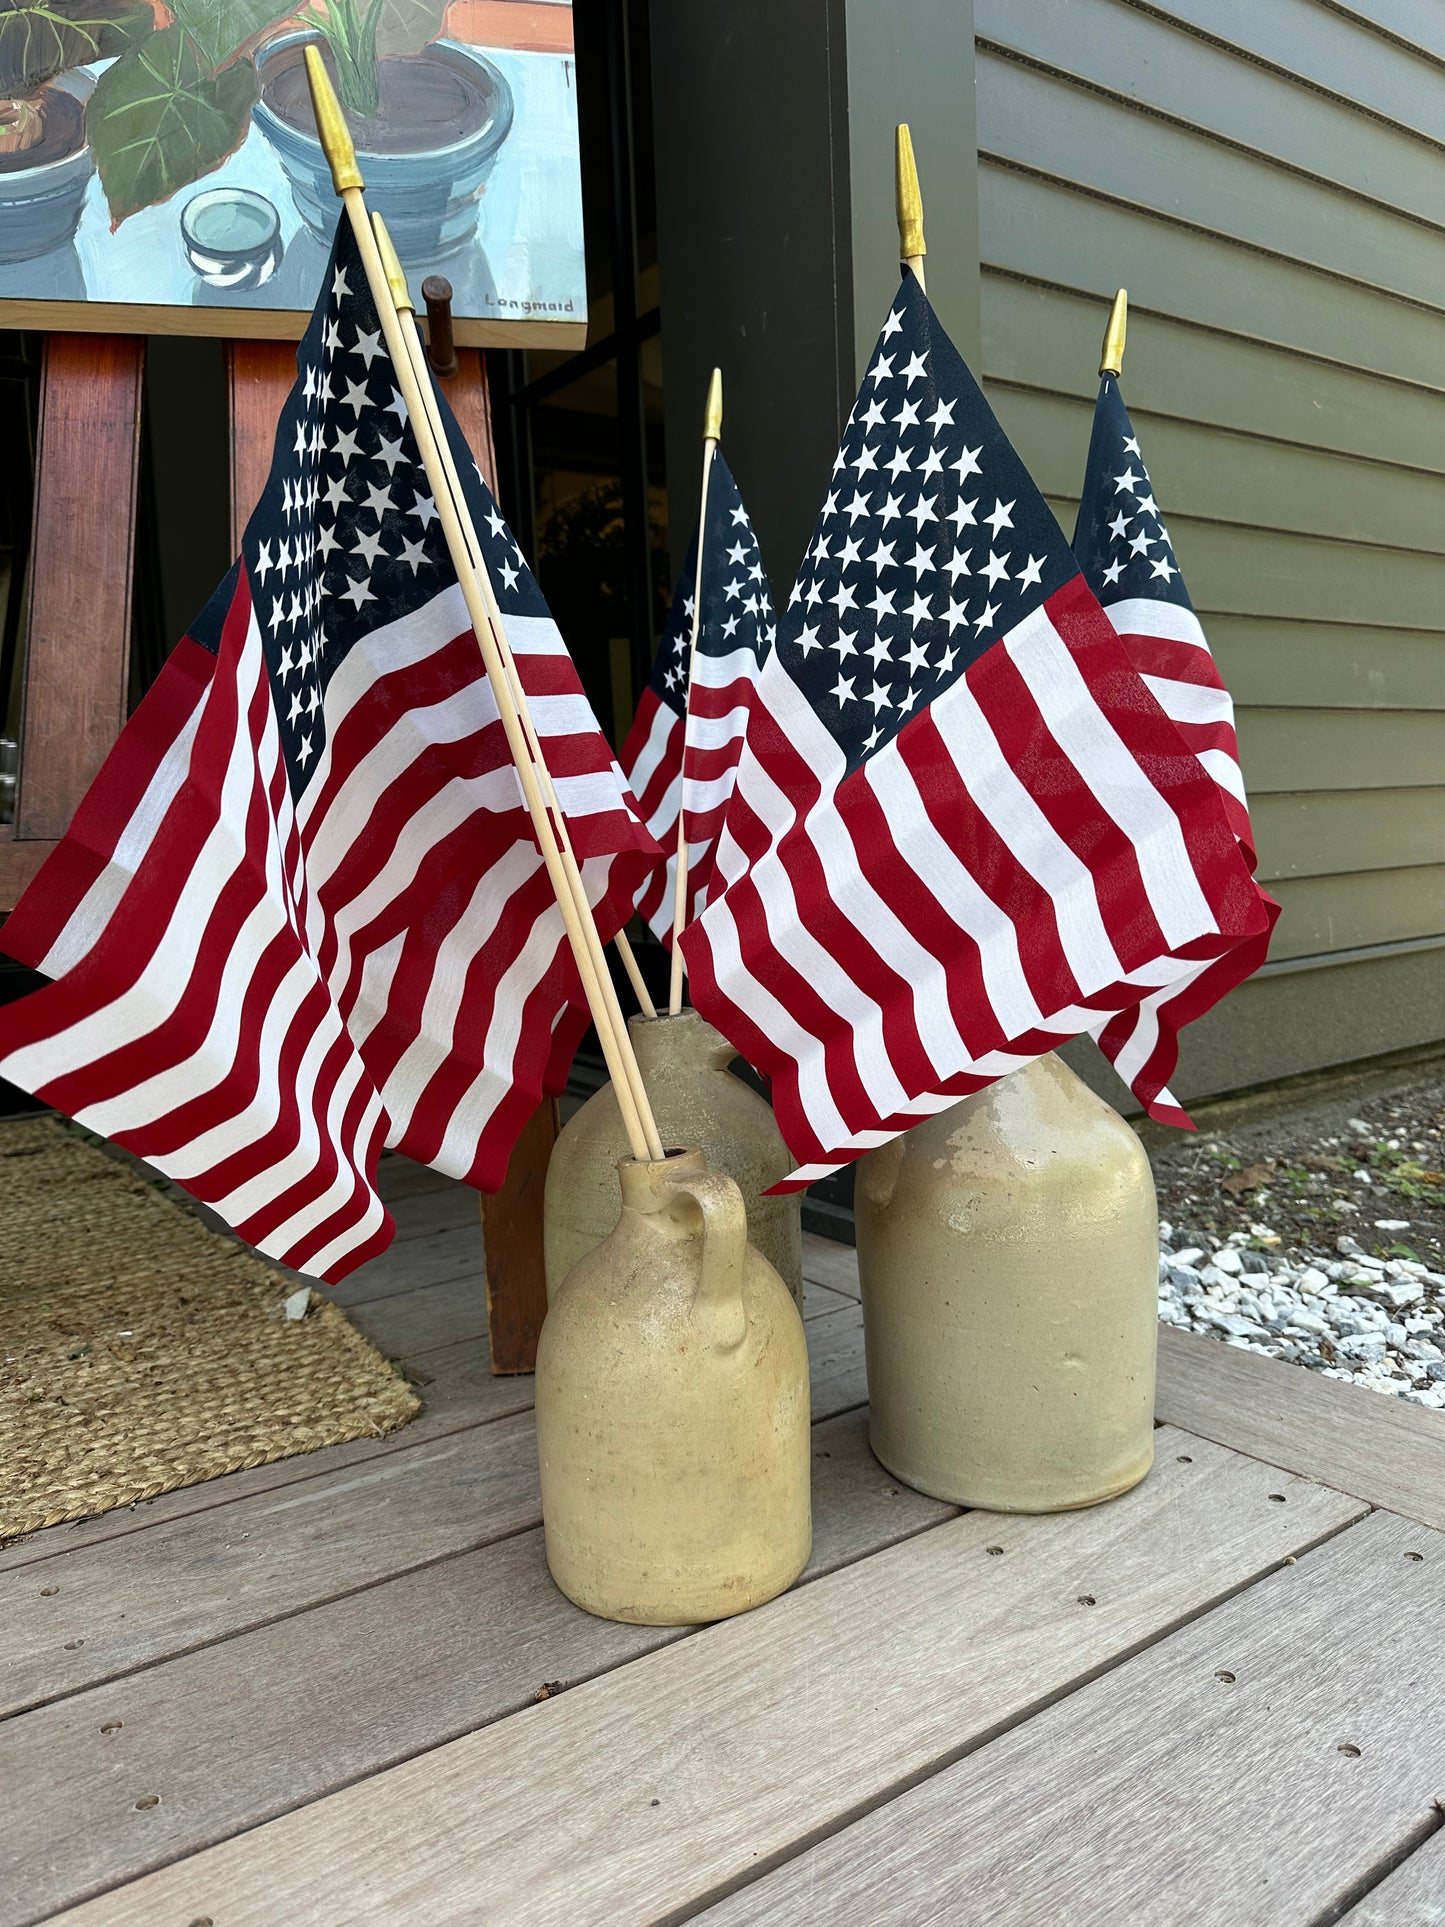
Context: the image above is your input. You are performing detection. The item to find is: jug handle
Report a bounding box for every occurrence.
[670,1168,749,1352]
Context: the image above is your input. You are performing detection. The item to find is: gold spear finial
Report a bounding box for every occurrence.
[895,123,926,266]
[371,211,413,313]
[703,366,723,444]
[1099,287,1128,377]
[304,42,363,194]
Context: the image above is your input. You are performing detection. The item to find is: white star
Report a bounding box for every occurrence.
[352,327,384,367]
[884,444,912,482]
[1016,554,1045,591]
[386,387,409,424]
[316,522,341,561]
[722,613,740,638]
[917,446,945,481]
[1102,559,1125,586]
[331,426,362,464]
[339,376,371,419]
[500,559,519,592]
[351,527,386,567]
[980,551,1010,590]
[868,353,895,387]
[1123,435,1141,456]
[302,364,317,403]
[287,688,305,726]
[728,539,749,565]
[292,421,308,459]
[952,445,983,484]
[972,599,999,635]
[323,474,348,512]
[375,433,405,474]
[862,723,883,753]
[1128,529,1154,557]
[893,397,920,430]
[880,307,904,340]
[1150,555,1178,582]
[796,623,822,657]
[324,318,342,357]
[411,492,438,528]
[287,589,305,626]
[904,634,931,675]
[854,442,879,476]
[810,532,832,568]
[341,574,375,611]
[867,538,897,572]
[331,266,350,299]
[730,504,748,526]
[277,537,293,574]
[362,480,393,519]
[277,640,296,679]
[905,590,932,626]
[803,578,823,609]
[1113,466,1142,495]
[724,576,743,602]
[944,548,972,584]
[865,680,894,714]
[844,490,872,524]
[836,534,863,570]
[829,580,858,615]
[878,492,904,527]
[908,543,935,578]
[1137,491,1159,517]
[830,672,856,706]
[927,397,956,432]
[860,395,887,432]
[254,540,274,583]
[868,584,896,620]
[831,629,858,660]
[943,597,969,634]
[908,493,938,529]
[900,351,928,386]
[267,596,286,636]
[821,489,839,519]
[1108,511,1129,540]
[935,642,958,677]
[866,632,891,669]
[297,732,315,769]
[984,499,1015,538]
[949,497,978,534]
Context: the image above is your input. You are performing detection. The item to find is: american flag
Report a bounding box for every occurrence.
[680,270,1272,1184]
[620,451,774,942]
[1072,371,1279,1126]
[0,219,658,1282]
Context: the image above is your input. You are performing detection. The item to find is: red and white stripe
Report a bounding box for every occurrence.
[1088,595,1279,1125]
[0,574,656,1280]
[683,576,1272,1180]
[621,641,760,943]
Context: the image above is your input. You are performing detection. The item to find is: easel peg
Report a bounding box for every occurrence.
[422,276,459,378]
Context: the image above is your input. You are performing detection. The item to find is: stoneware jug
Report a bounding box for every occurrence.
[543,1008,803,1306]
[535,1147,811,1624]
[854,1052,1158,1513]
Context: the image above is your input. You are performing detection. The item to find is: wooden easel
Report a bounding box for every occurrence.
[2,332,556,1372]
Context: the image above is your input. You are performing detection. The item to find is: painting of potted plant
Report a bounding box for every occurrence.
[0,1,153,263]
[0,1,581,346]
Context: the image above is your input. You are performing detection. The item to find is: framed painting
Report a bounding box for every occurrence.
[0,1,585,346]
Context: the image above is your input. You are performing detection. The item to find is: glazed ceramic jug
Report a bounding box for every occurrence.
[535,1147,811,1624]
[543,1008,802,1305]
[854,1052,1157,1512]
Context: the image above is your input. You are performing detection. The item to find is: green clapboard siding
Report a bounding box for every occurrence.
[976,0,1445,1086]
[1267,866,1445,961]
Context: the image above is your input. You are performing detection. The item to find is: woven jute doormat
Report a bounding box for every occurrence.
[0,1117,420,1543]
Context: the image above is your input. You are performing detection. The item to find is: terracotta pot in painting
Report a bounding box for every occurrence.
[253,35,514,262]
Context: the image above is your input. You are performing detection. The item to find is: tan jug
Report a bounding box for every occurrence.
[536,1147,811,1625]
[543,1009,803,1306]
[854,1053,1157,1513]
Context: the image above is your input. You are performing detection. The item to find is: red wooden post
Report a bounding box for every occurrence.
[1,335,144,910]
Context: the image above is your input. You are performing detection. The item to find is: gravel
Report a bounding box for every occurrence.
[1148,1070,1444,1408]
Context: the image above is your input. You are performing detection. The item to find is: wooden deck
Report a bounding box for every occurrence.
[4,1157,1443,1925]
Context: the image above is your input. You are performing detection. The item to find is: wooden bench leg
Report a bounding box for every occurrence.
[482,1097,558,1373]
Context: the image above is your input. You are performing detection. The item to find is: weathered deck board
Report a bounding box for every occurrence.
[43,1434,1364,1926]
[1,1411,950,1927]
[1337,1829,1445,1926]
[802,1230,861,1299]
[0,1306,864,1716]
[336,1231,490,1313]
[1156,1324,1445,1532]
[693,1509,1443,1927]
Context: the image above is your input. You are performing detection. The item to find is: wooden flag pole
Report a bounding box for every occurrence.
[895,124,927,291]
[371,215,659,1023]
[1099,288,1128,377]
[665,367,723,1016]
[304,48,664,1164]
